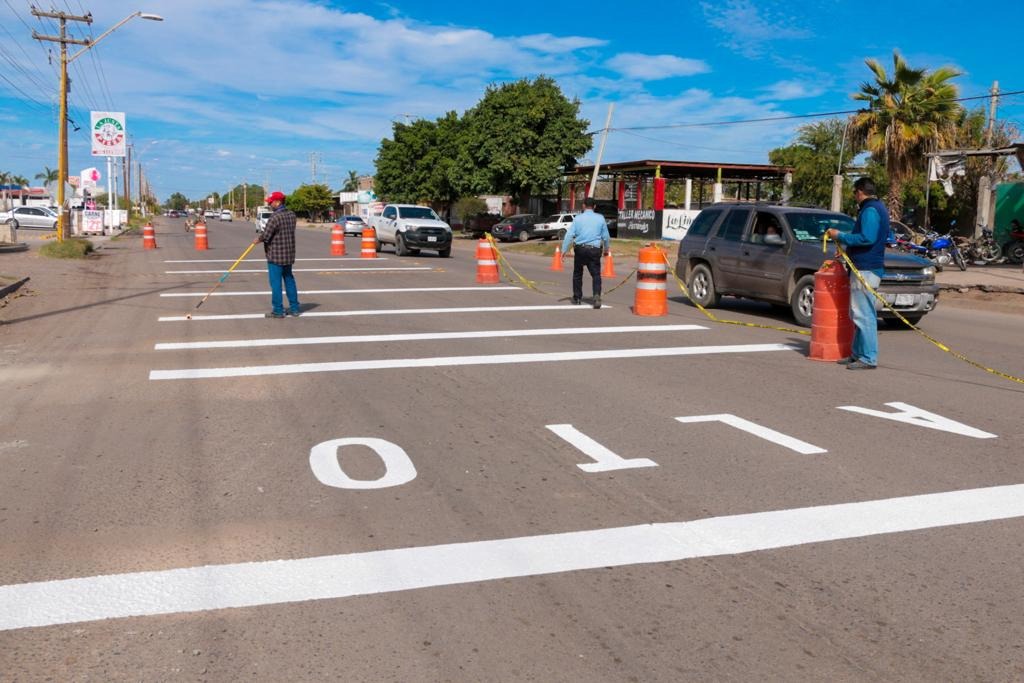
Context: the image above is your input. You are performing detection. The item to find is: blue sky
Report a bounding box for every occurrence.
[1,0,1021,201]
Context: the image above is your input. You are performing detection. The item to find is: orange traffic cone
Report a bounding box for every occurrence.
[808,260,853,361]
[633,244,668,316]
[476,239,500,284]
[550,245,564,271]
[331,223,346,256]
[194,220,208,250]
[142,222,157,249]
[601,250,616,278]
[361,227,377,259]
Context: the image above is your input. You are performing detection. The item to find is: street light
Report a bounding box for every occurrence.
[38,10,163,240]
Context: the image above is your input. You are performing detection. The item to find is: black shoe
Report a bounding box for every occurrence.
[846,360,877,370]
[592,296,602,309]
[288,309,302,317]
[836,356,856,365]
[265,312,285,319]
[570,298,582,305]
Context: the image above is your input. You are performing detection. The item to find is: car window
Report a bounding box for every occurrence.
[686,209,722,237]
[383,207,396,219]
[398,206,439,220]
[749,212,784,244]
[784,212,855,242]
[717,209,751,242]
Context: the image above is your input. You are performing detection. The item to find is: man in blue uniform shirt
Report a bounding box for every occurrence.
[826,177,889,370]
[560,196,611,309]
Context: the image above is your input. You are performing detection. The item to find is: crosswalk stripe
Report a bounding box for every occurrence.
[154,324,709,351]
[149,343,795,380]
[159,286,522,298]
[164,267,431,274]
[163,257,387,263]
[158,304,605,322]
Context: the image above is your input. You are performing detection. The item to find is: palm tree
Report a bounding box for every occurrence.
[35,166,59,186]
[342,170,360,192]
[850,50,962,218]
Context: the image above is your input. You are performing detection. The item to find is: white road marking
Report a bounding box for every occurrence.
[163,257,387,263]
[154,324,707,351]
[309,438,417,490]
[165,267,431,274]
[838,402,997,439]
[674,414,827,455]
[2,483,1022,632]
[148,343,794,380]
[159,286,522,298]
[158,304,610,323]
[546,424,658,472]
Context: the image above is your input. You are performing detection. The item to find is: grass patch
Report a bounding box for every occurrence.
[40,238,94,259]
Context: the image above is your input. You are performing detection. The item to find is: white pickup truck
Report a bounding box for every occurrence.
[368,204,453,257]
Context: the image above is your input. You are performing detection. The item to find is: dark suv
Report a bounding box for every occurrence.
[675,204,939,327]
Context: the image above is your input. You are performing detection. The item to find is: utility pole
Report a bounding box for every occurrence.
[977,81,1000,236]
[985,81,999,148]
[309,152,321,184]
[32,7,92,241]
[587,104,614,199]
[122,150,130,220]
[242,179,247,218]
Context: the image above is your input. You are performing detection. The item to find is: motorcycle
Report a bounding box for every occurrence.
[1003,222,1024,264]
[957,228,1003,265]
[887,223,966,271]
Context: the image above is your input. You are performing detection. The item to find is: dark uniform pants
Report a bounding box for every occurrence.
[572,244,603,299]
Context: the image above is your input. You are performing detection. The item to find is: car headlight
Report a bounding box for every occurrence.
[922,266,936,277]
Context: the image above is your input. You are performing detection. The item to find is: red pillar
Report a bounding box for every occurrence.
[653,177,666,210]
[637,179,644,210]
[617,179,626,210]
[569,183,576,211]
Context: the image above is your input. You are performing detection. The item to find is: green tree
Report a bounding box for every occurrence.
[342,170,359,192]
[165,192,189,211]
[287,183,334,221]
[850,50,962,218]
[769,118,862,210]
[462,76,591,207]
[375,118,442,203]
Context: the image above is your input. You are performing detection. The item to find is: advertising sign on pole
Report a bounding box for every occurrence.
[80,167,101,190]
[90,111,127,157]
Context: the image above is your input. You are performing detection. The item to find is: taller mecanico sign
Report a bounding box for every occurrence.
[90,111,127,157]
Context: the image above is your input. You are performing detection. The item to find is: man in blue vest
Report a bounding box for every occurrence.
[826,177,889,370]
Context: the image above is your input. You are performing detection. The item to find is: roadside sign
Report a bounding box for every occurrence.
[90,112,127,157]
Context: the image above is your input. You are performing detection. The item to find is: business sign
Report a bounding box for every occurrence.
[617,209,661,240]
[662,209,701,241]
[82,210,104,233]
[80,167,101,190]
[90,111,127,157]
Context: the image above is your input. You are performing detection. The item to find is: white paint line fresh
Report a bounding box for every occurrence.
[546,424,658,472]
[158,304,610,323]
[163,258,387,263]
[154,324,708,351]
[838,402,997,439]
[165,267,431,274]
[149,343,794,380]
[3,483,1022,632]
[675,414,827,455]
[159,286,522,298]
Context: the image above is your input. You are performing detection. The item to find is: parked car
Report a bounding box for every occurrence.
[342,215,366,236]
[537,213,577,241]
[0,206,58,230]
[369,204,453,257]
[674,203,939,327]
[219,209,233,222]
[491,214,547,242]
[461,213,502,238]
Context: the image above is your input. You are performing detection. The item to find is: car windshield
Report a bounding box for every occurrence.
[785,212,855,242]
[545,215,562,222]
[398,207,439,220]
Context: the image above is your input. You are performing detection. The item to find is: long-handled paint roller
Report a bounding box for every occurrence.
[185,241,258,320]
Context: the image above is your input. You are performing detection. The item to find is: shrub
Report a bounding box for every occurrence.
[40,238,94,259]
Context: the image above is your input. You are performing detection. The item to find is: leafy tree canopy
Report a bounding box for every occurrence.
[288,183,334,220]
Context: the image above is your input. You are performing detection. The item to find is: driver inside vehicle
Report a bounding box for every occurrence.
[763,224,784,245]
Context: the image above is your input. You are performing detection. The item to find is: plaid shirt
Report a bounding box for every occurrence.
[260,207,297,265]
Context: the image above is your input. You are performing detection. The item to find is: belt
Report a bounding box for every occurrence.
[576,243,602,249]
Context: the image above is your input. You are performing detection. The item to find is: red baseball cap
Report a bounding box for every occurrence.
[265,191,286,204]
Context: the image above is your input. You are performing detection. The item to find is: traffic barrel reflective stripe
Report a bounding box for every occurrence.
[142,222,157,250]
[194,221,208,251]
[808,259,853,361]
[476,239,500,284]
[633,244,667,316]
[361,227,377,259]
[330,223,346,256]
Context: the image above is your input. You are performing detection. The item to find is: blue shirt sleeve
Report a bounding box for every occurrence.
[840,207,881,246]
[600,220,610,250]
[560,222,577,254]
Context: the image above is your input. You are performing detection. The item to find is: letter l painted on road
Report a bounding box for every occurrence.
[674,414,827,455]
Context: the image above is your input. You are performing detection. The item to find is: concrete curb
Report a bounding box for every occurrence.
[0,242,29,254]
[0,276,30,299]
[938,283,1024,295]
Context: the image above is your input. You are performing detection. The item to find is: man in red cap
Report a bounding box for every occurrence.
[252,191,301,318]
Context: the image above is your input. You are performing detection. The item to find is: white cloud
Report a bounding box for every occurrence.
[701,0,811,58]
[606,53,710,80]
[759,79,826,101]
[516,34,607,53]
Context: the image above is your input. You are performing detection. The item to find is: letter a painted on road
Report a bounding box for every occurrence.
[836,402,997,439]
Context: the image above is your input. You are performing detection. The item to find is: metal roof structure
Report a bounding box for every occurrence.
[571,159,792,180]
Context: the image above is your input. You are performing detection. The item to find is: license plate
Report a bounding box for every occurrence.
[895,293,916,306]
[427,236,437,242]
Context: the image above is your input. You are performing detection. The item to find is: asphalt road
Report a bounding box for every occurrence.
[1,217,1023,681]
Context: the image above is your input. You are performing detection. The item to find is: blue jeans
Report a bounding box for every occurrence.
[849,270,881,365]
[267,262,300,315]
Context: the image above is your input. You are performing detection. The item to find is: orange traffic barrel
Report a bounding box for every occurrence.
[633,244,668,316]
[142,222,157,249]
[331,223,346,256]
[550,245,564,271]
[476,239,500,283]
[361,227,377,259]
[808,260,853,361]
[194,220,208,250]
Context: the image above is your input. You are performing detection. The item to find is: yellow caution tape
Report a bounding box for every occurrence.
[827,234,1024,385]
[656,245,811,336]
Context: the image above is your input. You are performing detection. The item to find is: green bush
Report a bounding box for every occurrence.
[40,238,94,259]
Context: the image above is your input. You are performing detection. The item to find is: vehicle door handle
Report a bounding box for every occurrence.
[709,246,716,251]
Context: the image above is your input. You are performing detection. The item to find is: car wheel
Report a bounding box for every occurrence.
[518,230,529,242]
[687,264,720,308]
[375,239,382,253]
[790,275,815,327]
[1007,241,1024,264]
[396,234,408,256]
[439,246,451,258]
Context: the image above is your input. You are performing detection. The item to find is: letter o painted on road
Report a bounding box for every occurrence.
[309,437,417,490]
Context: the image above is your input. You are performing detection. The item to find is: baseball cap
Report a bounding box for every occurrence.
[265,191,286,204]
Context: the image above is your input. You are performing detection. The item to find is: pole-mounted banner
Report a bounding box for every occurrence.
[90,111,127,157]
